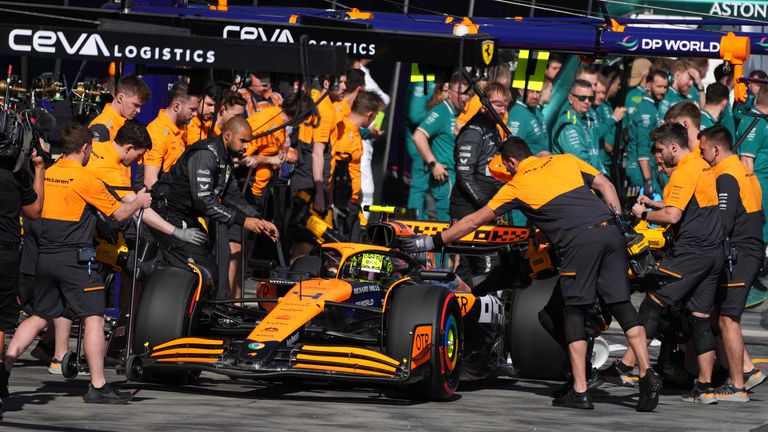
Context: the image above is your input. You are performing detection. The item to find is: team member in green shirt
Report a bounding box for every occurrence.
[734,70,767,128]
[413,72,468,221]
[595,74,627,175]
[552,80,604,173]
[627,69,668,195]
[405,64,437,219]
[701,83,730,131]
[508,88,550,155]
[738,84,768,243]
[658,60,693,120]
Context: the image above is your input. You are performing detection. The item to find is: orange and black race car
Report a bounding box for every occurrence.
[117,231,526,401]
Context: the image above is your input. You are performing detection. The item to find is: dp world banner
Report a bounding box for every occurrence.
[606,1,768,20]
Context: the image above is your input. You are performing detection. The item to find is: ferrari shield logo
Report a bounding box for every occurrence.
[481,39,494,65]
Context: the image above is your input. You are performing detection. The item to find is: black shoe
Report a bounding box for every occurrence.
[82,383,132,404]
[0,364,9,398]
[636,368,663,412]
[552,389,594,410]
[603,360,639,387]
[553,369,605,398]
[587,367,605,391]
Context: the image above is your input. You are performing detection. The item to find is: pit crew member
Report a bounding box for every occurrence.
[328,91,385,241]
[89,74,151,144]
[628,123,724,405]
[403,137,662,411]
[149,117,278,295]
[186,90,248,144]
[699,126,766,401]
[450,82,510,292]
[142,81,200,189]
[2,124,152,404]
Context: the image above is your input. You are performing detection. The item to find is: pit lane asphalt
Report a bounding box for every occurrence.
[3,296,768,432]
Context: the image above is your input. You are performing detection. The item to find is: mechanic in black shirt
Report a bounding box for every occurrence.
[450,81,509,294]
[150,117,279,297]
[0,148,44,370]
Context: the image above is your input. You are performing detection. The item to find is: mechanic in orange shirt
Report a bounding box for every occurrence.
[333,69,364,124]
[238,72,284,117]
[292,76,338,214]
[142,81,200,189]
[402,137,662,411]
[1,124,151,404]
[89,75,151,144]
[185,89,247,145]
[329,91,385,241]
[86,120,207,242]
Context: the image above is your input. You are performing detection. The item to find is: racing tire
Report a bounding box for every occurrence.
[61,351,79,379]
[125,355,144,382]
[507,275,567,379]
[131,266,201,384]
[386,285,463,401]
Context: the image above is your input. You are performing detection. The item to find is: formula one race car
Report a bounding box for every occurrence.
[122,240,513,401]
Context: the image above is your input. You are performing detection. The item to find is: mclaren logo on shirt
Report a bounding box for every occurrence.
[8,29,216,64]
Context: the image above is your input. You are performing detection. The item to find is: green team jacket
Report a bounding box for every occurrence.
[551,105,605,173]
[507,100,549,155]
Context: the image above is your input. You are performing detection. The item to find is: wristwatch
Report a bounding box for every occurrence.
[427,160,437,170]
[641,211,648,221]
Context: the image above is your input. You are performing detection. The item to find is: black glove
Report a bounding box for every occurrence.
[642,179,654,198]
[172,227,208,245]
[400,235,435,253]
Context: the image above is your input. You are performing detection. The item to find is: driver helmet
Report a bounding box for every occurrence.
[348,252,394,283]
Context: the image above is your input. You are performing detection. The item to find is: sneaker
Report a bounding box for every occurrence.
[48,358,63,375]
[31,341,54,364]
[681,380,717,405]
[744,369,766,391]
[0,364,9,398]
[552,388,594,410]
[82,383,132,404]
[636,369,663,412]
[603,360,639,387]
[553,368,605,398]
[712,382,749,402]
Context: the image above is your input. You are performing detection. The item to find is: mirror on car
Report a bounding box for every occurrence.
[418,270,456,282]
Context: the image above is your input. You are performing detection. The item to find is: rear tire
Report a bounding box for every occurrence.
[387,285,462,401]
[508,276,567,379]
[131,266,201,384]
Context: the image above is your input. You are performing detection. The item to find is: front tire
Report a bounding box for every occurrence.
[131,266,201,384]
[386,285,463,401]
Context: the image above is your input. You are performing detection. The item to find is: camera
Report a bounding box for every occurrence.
[0,107,55,173]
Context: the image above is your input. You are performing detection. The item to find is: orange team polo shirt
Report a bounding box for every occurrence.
[662,150,721,251]
[39,159,121,251]
[247,105,285,197]
[297,89,336,145]
[329,116,363,203]
[185,116,211,146]
[88,103,126,143]
[333,100,352,125]
[143,109,185,173]
[84,140,132,200]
